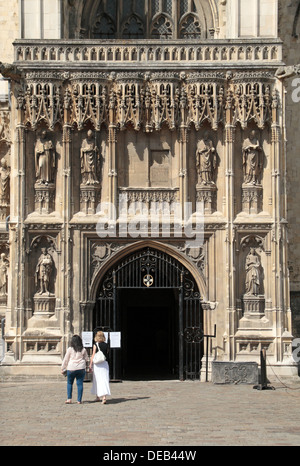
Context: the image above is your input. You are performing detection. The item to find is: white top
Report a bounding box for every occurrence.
[61,347,89,372]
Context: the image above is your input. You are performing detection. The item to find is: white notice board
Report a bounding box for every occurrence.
[109,332,121,348]
[82,332,93,348]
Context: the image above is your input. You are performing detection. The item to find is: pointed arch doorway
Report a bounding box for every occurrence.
[93,247,203,380]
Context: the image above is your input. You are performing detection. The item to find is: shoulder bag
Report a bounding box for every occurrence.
[93,343,106,364]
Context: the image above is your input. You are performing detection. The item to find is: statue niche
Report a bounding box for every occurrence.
[80,130,101,215]
[0,157,10,221]
[33,247,56,316]
[0,252,9,304]
[242,130,263,214]
[195,131,217,214]
[34,130,56,215]
[242,247,265,317]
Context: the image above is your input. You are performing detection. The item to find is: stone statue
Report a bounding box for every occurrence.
[35,247,54,295]
[245,248,261,296]
[35,130,55,185]
[0,252,9,297]
[0,158,10,206]
[196,132,217,185]
[80,130,100,185]
[242,130,262,185]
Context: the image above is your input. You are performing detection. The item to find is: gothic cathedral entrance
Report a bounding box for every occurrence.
[93,247,203,381]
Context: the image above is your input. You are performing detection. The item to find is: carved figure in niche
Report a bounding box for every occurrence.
[245,248,261,295]
[0,252,9,297]
[196,132,217,185]
[35,130,55,185]
[35,247,54,295]
[0,158,10,206]
[242,130,262,185]
[80,130,100,185]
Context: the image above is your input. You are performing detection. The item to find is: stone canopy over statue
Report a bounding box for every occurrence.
[35,130,56,185]
[80,130,100,185]
[196,132,217,185]
[242,130,262,185]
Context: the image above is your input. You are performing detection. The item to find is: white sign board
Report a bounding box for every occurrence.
[109,332,121,348]
[82,332,93,348]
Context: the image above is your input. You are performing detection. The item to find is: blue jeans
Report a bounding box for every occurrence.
[67,369,86,402]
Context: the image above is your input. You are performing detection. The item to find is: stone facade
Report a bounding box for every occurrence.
[0,0,298,379]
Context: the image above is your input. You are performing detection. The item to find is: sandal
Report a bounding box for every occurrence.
[102,398,106,404]
[65,400,72,404]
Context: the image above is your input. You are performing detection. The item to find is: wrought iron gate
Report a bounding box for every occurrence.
[94,247,203,380]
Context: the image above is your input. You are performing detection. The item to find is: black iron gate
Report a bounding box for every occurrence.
[94,247,203,380]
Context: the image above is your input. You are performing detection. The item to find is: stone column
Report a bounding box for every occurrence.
[225,112,236,360]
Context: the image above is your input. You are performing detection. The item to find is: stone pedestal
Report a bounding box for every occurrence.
[34,183,55,214]
[242,184,263,214]
[33,294,56,317]
[242,294,265,317]
[196,184,217,214]
[80,184,101,215]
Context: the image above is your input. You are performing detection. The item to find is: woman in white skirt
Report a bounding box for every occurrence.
[90,331,111,404]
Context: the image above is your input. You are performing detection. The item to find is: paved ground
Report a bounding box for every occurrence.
[1,377,300,447]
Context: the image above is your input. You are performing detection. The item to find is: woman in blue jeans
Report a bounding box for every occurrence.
[61,335,89,404]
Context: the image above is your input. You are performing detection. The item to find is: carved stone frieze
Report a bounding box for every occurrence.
[16,70,279,132]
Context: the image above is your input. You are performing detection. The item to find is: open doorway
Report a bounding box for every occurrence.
[119,288,179,379]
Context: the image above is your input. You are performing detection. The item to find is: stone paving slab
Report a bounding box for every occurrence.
[1,378,300,447]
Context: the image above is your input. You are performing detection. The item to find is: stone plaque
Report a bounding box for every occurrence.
[150,150,170,187]
[212,361,258,384]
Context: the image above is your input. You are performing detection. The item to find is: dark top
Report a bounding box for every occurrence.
[94,341,109,361]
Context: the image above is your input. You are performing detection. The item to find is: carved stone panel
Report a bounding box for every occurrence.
[212,361,258,384]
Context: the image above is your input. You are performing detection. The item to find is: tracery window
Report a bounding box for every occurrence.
[180,14,202,39]
[151,15,173,39]
[82,0,206,40]
[92,14,115,39]
[122,15,144,39]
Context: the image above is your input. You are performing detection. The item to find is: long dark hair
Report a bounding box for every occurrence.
[71,335,83,352]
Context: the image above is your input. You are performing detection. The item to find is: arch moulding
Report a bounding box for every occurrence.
[88,240,208,303]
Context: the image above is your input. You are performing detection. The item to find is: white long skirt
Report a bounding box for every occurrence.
[91,361,111,397]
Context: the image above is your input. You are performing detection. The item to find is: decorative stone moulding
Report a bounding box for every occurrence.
[13,39,283,67]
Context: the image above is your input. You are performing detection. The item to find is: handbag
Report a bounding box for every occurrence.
[93,343,106,364]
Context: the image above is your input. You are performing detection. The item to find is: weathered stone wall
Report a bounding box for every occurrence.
[0,0,18,63]
[278,0,300,337]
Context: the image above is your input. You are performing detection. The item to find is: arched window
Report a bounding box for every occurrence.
[92,14,115,39]
[180,14,202,39]
[151,15,173,39]
[122,14,144,39]
[78,0,215,40]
